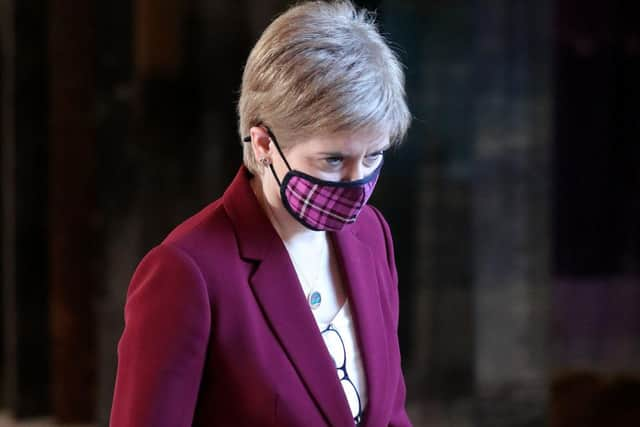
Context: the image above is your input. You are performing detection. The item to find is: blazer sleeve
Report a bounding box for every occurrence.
[110,243,211,427]
[370,206,413,427]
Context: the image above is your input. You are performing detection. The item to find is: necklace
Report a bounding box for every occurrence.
[286,238,327,310]
[254,179,328,310]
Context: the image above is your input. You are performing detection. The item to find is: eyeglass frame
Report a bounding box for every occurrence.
[321,323,363,424]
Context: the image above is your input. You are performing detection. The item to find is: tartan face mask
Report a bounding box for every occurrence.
[257,127,382,232]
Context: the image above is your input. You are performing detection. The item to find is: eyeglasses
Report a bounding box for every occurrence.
[321,323,363,424]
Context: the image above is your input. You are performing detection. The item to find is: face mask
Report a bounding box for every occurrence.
[249,127,382,232]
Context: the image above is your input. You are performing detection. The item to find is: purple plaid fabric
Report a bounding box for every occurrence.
[281,171,380,231]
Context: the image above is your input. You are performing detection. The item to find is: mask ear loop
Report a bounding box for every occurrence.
[242,124,291,187]
[263,127,291,168]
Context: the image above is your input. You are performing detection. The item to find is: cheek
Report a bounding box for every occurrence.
[264,156,290,197]
[266,178,279,197]
[270,155,290,183]
[260,171,284,208]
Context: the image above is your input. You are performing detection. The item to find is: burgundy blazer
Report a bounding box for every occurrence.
[110,166,411,427]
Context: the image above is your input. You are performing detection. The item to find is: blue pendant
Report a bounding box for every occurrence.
[308,291,322,309]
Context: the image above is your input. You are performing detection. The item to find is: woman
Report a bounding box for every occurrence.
[110,1,412,426]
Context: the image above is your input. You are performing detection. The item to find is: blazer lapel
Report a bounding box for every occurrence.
[250,246,355,426]
[332,230,390,427]
[223,166,354,426]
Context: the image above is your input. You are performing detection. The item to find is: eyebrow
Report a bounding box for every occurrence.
[318,151,346,157]
[317,144,390,157]
[368,142,392,153]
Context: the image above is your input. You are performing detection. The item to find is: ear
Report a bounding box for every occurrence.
[249,126,273,164]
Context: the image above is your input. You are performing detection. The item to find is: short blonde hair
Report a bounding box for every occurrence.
[238,0,411,173]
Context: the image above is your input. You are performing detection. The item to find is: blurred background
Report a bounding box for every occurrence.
[1,0,639,426]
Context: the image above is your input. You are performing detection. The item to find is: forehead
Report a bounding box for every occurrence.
[292,129,390,154]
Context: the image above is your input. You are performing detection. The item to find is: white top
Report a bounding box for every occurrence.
[282,236,367,421]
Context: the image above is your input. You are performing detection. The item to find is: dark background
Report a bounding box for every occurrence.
[1,0,639,426]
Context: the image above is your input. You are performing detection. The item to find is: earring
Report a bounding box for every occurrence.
[259,157,272,167]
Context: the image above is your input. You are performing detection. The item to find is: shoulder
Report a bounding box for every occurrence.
[129,194,242,288]
[347,205,397,280]
[129,194,245,306]
[129,200,229,293]
[357,204,398,275]
[348,204,394,252]
[160,197,237,261]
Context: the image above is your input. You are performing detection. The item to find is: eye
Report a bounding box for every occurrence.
[324,156,344,166]
[364,150,385,166]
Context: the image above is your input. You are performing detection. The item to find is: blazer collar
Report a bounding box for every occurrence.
[222,166,278,262]
[223,166,389,427]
